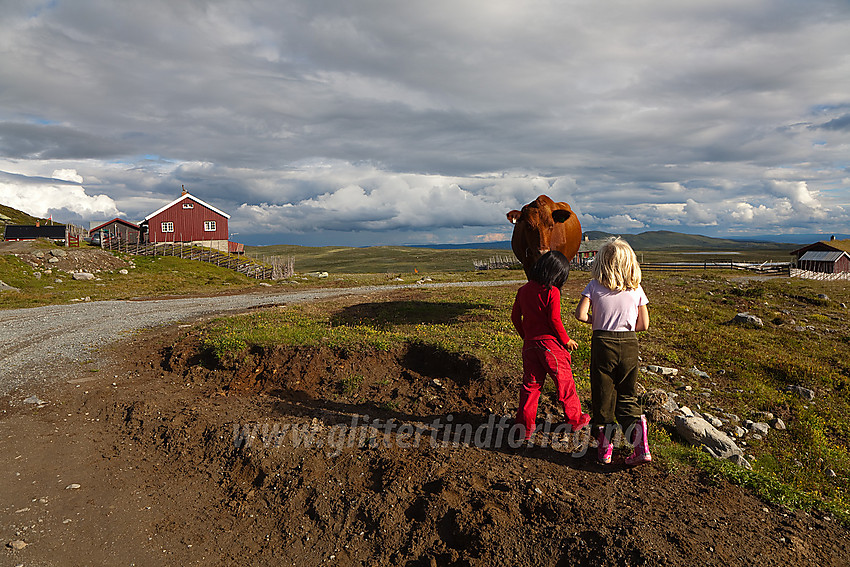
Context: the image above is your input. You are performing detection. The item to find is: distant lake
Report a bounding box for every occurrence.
[682,251,742,255]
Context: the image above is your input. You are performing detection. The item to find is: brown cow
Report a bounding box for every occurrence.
[507,195,583,278]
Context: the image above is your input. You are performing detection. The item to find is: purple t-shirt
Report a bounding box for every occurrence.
[581,279,649,332]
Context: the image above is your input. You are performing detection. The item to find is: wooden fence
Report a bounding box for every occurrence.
[639,262,791,275]
[100,239,293,280]
[473,255,522,270]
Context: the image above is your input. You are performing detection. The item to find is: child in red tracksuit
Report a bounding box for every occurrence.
[511,251,590,442]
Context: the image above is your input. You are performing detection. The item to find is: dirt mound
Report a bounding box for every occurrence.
[127,331,850,565]
[2,324,848,566]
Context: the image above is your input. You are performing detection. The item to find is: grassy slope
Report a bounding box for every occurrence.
[0,248,261,309]
[0,203,57,227]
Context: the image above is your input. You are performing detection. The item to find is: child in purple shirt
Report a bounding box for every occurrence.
[575,237,651,465]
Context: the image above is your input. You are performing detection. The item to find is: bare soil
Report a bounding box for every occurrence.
[2,318,849,567]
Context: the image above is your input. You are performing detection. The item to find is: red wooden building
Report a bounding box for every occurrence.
[141,190,231,252]
[791,237,850,274]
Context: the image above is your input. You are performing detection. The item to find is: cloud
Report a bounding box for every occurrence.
[0,0,849,244]
[0,170,122,221]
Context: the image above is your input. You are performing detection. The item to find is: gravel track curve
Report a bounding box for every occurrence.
[0,280,523,396]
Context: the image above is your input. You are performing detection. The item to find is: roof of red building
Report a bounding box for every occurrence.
[90,218,140,232]
[143,193,230,221]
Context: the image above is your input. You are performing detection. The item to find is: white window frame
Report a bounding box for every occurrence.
[204,220,216,232]
[161,221,174,233]
[183,203,194,209]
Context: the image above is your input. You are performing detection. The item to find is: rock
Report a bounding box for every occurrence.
[675,415,744,459]
[48,256,60,263]
[647,365,678,376]
[732,426,746,438]
[119,269,129,275]
[65,483,81,490]
[826,469,837,478]
[726,454,752,469]
[689,366,710,379]
[0,280,21,292]
[770,418,786,430]
[732,312,763,327]
[34,251,45,258]
[23,395,47,405]
[7,540,27,550]
[817,293,829,302]
[677,406,695,418]
[72,272,96,281]
[702,413,724,428]
[789,385,815,401]
[751,422,770,436]
[50,249,67,257]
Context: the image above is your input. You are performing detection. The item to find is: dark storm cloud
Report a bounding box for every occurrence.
[0,123,134,159]
[0,0,849,244]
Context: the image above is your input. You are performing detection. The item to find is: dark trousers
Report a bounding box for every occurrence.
[590,330,642,430]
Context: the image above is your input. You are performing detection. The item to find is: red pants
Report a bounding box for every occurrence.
[517,338,583,440]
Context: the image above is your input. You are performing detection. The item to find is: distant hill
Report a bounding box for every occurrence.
[582,230,792,250]
[413,230,798,251]
[0,203,56,226]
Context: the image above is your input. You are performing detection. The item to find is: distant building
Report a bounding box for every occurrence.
[575,236,605,266]
[89,218,141,244]
[140,188,231,252]
[3,224,67,242]
[791,237,850,274]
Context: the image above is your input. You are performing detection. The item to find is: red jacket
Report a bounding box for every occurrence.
[511,281,572,347]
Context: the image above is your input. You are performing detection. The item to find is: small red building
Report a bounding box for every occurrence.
[141,190,231,252]
[791,237,850,274]
[89,218,141,244]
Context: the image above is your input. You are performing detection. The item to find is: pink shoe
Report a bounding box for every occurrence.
[596,425,613,464]
[625,415,652,466]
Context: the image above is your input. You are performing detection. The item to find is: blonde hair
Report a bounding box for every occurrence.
[591,237,642,291]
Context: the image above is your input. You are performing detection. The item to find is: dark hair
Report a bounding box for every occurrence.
[530,251,570,289]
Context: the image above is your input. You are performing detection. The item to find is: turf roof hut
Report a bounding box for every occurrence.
[89,218,141,244]
[791,237,850,274]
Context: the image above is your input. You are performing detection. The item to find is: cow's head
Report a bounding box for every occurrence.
[507,195,573,269]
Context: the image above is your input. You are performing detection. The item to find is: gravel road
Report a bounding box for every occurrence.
[0,280,523,396]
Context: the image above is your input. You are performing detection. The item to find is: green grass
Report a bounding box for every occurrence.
[0,248,261,309]
[245,244,525,274]
[4,237,849,521]
[196,270,850,523]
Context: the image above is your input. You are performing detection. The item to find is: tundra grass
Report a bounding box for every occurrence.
[198,272,850,523]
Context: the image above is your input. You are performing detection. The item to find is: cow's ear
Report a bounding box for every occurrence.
[552,210,572,223]
[507,210,521,224]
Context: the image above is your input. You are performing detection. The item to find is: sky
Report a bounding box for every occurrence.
[1,0,849,247]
